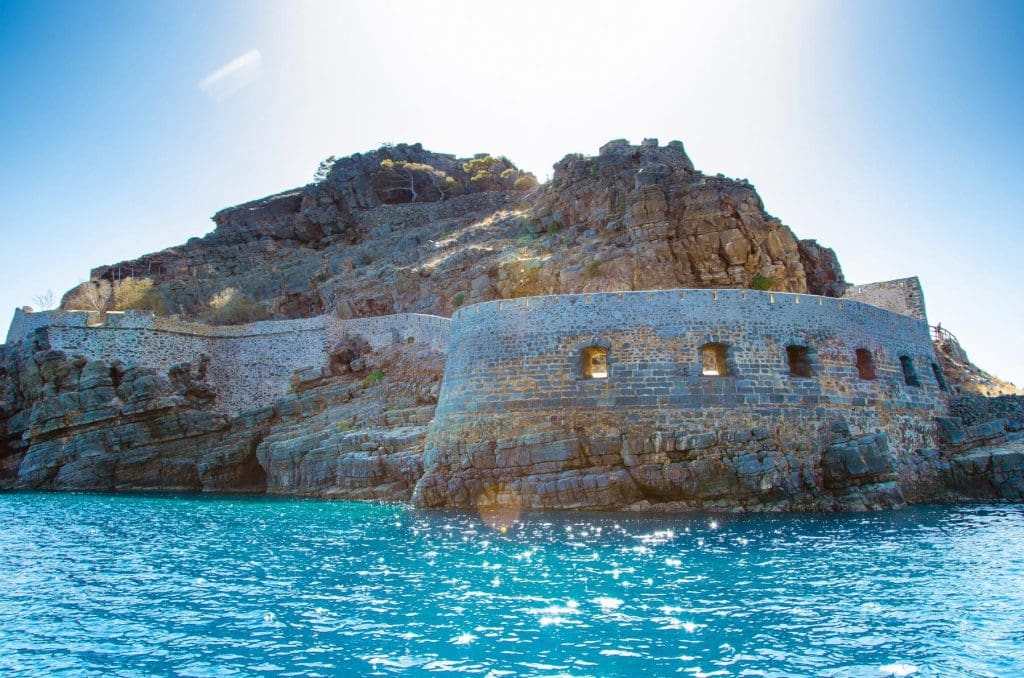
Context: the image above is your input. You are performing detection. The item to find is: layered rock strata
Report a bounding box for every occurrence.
[0,329,443,498]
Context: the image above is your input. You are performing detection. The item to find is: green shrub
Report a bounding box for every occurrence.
[546,220,562,235]
[514,174,539,190]
[452,293,465,308]
[463,155,537,191]
[362,369,385,387]
[202,288,268,325]
[111,277,167,315]
[586,260,602,278]
[751,275,775,291]
[515,230,535,246]
[336,421,353,432]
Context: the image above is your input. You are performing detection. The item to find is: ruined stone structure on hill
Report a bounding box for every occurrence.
[418,287,946,511]
[2,138,1021,508]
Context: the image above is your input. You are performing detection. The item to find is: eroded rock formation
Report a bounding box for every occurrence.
[0,329,443,498]
[80,139,845,323]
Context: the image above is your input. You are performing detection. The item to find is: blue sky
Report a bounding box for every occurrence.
[1,0,1022,384]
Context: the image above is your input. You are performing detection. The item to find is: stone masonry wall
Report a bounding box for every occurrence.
[842,277,927,321]
[434,289,943,419]
[6,308,100,344]
[10,310,450,414]
[325,313,450,352]
[416,288,948,510]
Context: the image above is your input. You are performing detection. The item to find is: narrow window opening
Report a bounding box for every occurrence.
[931,362,948,391]
[900,355,920,387]
[786,345,813,378]
[855,348,877,380]
[580,346,608,379]
[700,343,730,376]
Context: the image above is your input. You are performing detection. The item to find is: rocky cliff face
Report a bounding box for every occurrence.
[78,139,846,322]
[0,329,443,498]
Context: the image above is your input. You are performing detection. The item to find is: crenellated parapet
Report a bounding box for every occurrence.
[4,308,450,414]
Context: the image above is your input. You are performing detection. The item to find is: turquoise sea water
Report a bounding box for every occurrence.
[0,494,1022,677]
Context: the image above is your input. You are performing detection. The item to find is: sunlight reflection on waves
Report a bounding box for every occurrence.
[0,495,1023,675]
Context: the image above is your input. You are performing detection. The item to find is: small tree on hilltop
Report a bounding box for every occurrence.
[376,159,460,203]
[32,289,56,311]
[63,280,112,313]
[314,155,337,182]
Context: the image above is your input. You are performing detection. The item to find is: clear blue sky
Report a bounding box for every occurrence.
[2,0,1022,384]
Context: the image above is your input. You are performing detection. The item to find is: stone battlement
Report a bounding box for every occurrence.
[5,308,450,414]
[842,277,927,321]
[453,286,924,322]
[3,280,940,444]
[416,284,948,510]
[439,286,942,420]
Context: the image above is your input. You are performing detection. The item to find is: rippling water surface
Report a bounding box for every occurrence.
[1,493,1023,676]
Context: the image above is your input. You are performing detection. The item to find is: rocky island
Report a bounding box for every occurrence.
[2,139,1022,510]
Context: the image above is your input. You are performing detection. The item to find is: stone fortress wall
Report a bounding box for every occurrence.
[416,286,949,510]
[842,277,927,321]
[4,280,940,422]
[6,278,954,510]
[434,288,943,420]
[5,307,450,414]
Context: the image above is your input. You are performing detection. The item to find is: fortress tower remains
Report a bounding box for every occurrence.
[414,285,947,511]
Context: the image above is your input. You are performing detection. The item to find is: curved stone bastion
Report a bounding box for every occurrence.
[413,289,949,511]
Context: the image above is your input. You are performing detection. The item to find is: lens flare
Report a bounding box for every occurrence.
[476,484,522,532]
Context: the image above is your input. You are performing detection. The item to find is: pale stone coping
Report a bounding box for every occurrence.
[451,287,925,327]
[4,284,914,346]
[6,308,451,344]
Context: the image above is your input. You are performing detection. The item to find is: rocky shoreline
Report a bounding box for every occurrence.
[2,328,1021,510]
